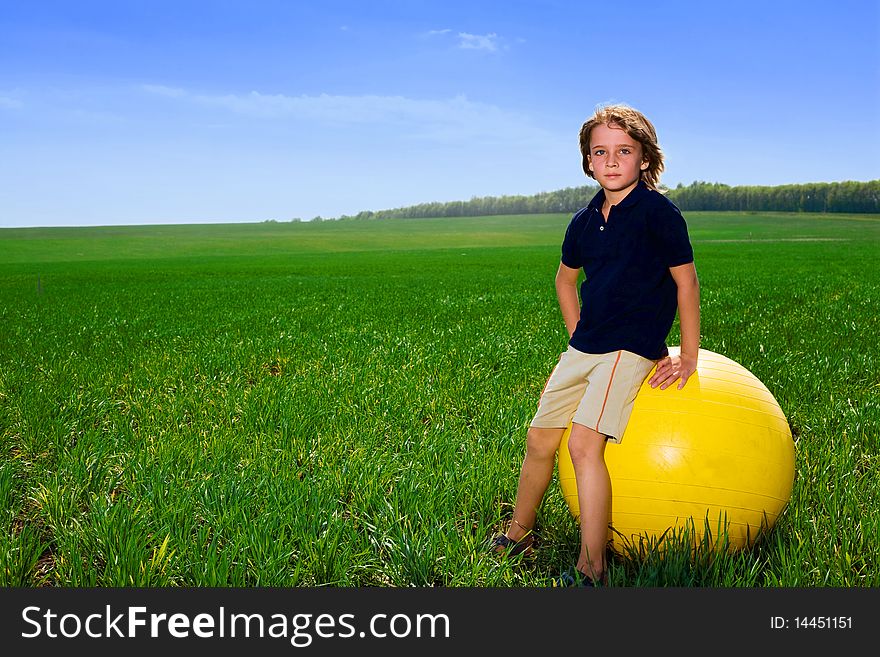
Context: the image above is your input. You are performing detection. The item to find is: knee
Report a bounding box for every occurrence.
[567,428,605,466]
[525,426,562,461]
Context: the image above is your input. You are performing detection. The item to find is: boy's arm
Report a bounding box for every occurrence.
[649,262,700,390]
[555,262,581,338]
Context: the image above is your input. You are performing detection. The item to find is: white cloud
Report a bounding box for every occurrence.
[423,29,505,52]
[458,32,499,52]
[140,84,187,98]
[139,85,555,145]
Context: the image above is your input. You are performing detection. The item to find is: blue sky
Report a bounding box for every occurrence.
[1,0,879,227]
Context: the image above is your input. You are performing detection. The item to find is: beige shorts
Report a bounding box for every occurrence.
[530,346,656,443]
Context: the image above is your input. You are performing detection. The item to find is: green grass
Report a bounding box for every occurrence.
[1,211,878,586]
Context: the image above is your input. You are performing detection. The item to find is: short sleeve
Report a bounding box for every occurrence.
[651,203,694,268]
[560,209,586,269]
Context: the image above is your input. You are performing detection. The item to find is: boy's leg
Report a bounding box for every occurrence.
[504,426,566,542]
[498,345,590,549]
[567,421,611,582]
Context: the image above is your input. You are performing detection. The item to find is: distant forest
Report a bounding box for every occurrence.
[318,179,879,222]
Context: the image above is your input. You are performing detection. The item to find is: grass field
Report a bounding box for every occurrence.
[1,211,878,586]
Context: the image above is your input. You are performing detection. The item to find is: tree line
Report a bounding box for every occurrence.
[318,179,878,222]
[669,180,879,214]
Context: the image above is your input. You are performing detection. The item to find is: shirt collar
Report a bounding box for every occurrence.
[588,179,650,212]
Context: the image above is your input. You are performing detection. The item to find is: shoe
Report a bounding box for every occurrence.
[553,567,606,587]
[490,532,535,557]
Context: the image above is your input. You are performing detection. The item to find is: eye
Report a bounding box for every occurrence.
[593,149,605,156]
[620,148,632,155]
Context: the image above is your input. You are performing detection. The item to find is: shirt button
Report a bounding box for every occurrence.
[599,226,605,231]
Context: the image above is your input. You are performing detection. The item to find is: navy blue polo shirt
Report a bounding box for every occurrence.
[561,180,694,361]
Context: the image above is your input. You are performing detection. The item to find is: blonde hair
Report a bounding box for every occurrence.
[579,104,664,190]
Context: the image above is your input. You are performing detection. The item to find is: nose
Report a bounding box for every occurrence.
[606,152,618,167]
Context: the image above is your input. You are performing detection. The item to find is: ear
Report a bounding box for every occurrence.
[640,160,649,171]
[587,157,594,172]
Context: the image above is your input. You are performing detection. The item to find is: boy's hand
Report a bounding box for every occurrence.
[649,353,697,390]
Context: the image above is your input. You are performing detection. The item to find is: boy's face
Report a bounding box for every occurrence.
[587,122,649,197]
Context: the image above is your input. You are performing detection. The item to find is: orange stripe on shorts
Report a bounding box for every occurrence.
[594,350,622,431]
[537,354,564,407]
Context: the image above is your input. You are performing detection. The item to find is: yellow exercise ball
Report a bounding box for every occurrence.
[557,347,795,552]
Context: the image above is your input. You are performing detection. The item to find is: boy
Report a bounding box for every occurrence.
[492,104,700,586]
